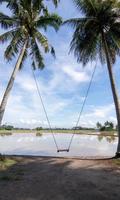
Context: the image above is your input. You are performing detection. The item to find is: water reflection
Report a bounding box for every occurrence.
[97,134,116,143]
[0,133,118,157]
[36,132,43,137]
[0,132,12,137]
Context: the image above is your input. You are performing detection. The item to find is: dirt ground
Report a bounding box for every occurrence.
[0,156,120,200]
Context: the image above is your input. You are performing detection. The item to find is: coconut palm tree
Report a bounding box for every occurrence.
[0,0,62,125]
[64,0,120,157]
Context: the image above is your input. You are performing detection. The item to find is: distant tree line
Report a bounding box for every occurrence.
[96,121,116,131]
[36,127,43,131]
[36,127,73,130]
[0,125,14,130]
[0,123,117,132]
[0,125,32,131]
[72,126,95,130]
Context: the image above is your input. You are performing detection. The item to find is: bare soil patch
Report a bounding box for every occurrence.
[0,156,120,200]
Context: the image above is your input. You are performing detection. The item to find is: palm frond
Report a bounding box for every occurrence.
[35,31,49,52]
[30,38,45,69]
[64,0,120,66]
[68,17,100,65]
[0,12,15,29]
[36,13,62,31]
[0,0,61,69]
[32,0,43,11]
[4,29,24,61]
[52,0,60,7]
[0,29,17,43]
[72,0,98,16]
[0,0,19,15]
[109,22,120,48]
[64,17,95,28]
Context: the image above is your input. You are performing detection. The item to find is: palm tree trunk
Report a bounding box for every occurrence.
[102,31,120,157]
[0,40,28,126]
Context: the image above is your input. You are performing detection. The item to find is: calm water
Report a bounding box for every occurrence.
[0,133,118,157]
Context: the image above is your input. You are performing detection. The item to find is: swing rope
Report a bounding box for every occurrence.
[67,60,98,151]
[32,69,59,151]
[32,59,97,153]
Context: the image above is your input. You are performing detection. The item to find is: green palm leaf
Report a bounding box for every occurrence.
[37,14,62,31]
[64,0,120,65]
[31,38,45,69]
[0,0,62,69]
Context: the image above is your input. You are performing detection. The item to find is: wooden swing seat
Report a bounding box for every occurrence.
[57,149,69,153]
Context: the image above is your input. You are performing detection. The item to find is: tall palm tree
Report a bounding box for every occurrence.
[64,0,120,157]
[0,0,62,125]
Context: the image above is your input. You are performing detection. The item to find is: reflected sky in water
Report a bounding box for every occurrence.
[0,133,118,157]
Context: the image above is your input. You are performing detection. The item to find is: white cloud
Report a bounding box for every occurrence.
[0,59,116,128]
[0,4,117,129]
[63,66,89,82]
[80,104,116,127]
[91,104,114,118]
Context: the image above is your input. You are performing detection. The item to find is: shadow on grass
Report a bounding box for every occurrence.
[0,156,120,200]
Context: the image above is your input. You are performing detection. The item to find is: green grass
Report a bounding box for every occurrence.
[112,159,120,166]
[0,156,23,181]
[0,129,118,137]
[0,129,34,134]
[0,157,17,170]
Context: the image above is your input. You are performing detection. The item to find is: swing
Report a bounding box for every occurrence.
[57,149,69,153]
[32,60,97,153]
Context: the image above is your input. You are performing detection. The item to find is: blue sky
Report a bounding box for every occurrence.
[0,0,120,129]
